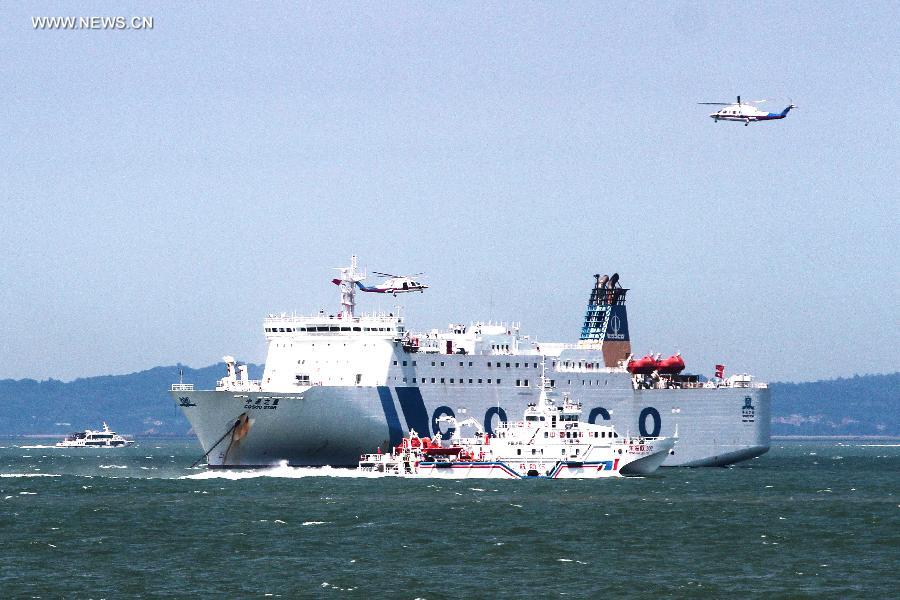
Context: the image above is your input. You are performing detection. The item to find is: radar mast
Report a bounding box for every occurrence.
[336,255,366,319]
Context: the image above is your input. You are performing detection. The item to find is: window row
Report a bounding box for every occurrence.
[392,360,541,368]
[400,377,503,385]
[266,326,395,333]
[560,361,603,369]
[542,430,617,439]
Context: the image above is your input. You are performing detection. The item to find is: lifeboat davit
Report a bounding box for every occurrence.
[656,354,685,374]
[626,355,657,375]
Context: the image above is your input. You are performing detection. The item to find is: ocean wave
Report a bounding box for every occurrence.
[1,473,61,478]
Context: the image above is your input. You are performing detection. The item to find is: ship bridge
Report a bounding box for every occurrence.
[263,312,405,339]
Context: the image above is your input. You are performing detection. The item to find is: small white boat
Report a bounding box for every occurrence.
[359,376,674,479]
[55,422,135,448]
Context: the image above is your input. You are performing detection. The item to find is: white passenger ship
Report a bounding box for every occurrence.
[56,423,135,448]
[358,378,674,478]
[172,256,769,468]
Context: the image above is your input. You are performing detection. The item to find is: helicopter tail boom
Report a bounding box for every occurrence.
[759,104,796,120]
[332,278,380,292]
[353,281,380,293]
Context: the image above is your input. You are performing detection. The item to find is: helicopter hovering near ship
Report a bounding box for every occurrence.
[332,271,428,295]
[699,96,796,125]
[358,272,428,295]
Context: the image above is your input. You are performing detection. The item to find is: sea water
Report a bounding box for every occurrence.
[1,440,897,598]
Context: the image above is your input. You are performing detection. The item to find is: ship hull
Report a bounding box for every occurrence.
[172,381,769,468]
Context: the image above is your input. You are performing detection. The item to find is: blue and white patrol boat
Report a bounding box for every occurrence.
[171,256,769,468]
[358,376,674,478]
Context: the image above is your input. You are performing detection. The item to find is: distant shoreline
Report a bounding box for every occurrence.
[6,434,195,440]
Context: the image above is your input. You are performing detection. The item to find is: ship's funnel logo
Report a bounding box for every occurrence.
[741,396,755,423]
[606,314,626,340]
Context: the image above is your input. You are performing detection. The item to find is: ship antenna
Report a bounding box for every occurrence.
[540,358,550,390]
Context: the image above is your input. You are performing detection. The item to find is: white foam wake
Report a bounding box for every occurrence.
[179,462,384,480]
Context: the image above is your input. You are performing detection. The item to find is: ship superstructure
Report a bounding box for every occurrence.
[172,256,769,468]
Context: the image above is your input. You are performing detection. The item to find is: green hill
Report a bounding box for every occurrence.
[769,373,899,436]
[0,364,261,437]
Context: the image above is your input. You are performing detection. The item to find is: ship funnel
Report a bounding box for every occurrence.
[222,356,237,381]
[578,272,631,367]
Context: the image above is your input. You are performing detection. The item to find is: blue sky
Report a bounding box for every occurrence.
[1,2,897,382]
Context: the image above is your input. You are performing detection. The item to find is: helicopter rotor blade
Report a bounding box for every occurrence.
[373,271,426,278]
[698,102,730,105]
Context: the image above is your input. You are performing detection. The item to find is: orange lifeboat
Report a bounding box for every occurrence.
[656,354,685,374]
[626,355,657,374]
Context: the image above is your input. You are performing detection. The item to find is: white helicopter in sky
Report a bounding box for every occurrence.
[333,271,428,295]
[699,96,796,125]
